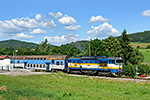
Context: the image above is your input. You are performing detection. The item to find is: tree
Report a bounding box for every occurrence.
[87,39,104,56]
[119,29,134,65]
[119,29,144,65]
[103,36,122,57]
[35,39,51,54]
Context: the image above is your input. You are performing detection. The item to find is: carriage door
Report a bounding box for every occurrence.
[46,63,50,71]
[24,62,27,69]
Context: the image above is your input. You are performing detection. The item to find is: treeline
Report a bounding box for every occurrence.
[0,39,37,49]
[116,30,150,43]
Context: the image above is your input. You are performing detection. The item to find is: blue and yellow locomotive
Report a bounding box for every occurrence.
[67,56,124,76]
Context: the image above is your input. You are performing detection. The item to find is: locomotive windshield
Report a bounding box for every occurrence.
[116,60,124,64]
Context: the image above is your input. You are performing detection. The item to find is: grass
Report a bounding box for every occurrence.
[0,72,150,100]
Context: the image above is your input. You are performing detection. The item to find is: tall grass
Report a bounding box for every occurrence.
[0,72,150,100]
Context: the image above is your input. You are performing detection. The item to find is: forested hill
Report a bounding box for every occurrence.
[0,39,37,49]
[116,31,150,42]
[70,40,89,54]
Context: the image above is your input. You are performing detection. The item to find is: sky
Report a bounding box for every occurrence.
[0,0,150,45]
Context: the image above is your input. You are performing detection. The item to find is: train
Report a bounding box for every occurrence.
[10,55,124,76]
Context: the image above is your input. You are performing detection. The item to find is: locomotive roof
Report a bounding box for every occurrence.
[9,55,69,60]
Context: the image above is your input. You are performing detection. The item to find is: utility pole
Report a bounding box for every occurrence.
[89,43,91,56]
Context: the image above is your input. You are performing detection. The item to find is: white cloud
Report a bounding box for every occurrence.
[58,15,77,25]
[74,34,79,37]
[11,17,42,31]
[87,22,119,38]
[142,10,150,17]
[42,19,56,28]
[14,33,34,39]
[44,33,78,44]
[35,14,42,20]
[64,25,81,31]
[89,15,109,23]
[30,28,47,35]
[49,12,63,19]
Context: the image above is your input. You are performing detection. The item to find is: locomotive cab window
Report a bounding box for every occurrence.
[116,60,124,64]
[112,60,115,64]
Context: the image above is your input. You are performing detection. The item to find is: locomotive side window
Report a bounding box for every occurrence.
[56,62,59,65]
[61,62,63,65]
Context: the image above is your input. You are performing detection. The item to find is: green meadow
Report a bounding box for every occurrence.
[0,72,150,100]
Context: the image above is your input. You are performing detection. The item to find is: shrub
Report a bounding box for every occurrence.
[146,45,150,49]
[137,64,150,75]
[123,63,150,77]
[123,62,136,77]
[137,45,140,48]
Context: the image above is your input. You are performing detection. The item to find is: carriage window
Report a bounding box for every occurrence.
[86,61,87,63]
[28,64,29,67]
[31,58,33,60]
[61,62,63,65]
[90,61,92,63]
[33,64,35,67]
[77,61,79,63]
[40,64,42,68]
[37,58,39,60]
[37,64,39,67]
[56,62,59,65]
[95,61,97,63]
[81,61,83,63]
[44,58,46,60]
[43,64,45,68]
[28,58,30,60]
[73,61,75,63]
[17,61,19,63]
[40,58,43,60]
[34,58,36,60]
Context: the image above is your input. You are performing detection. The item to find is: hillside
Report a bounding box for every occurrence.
[0,39,37,49]
[70,40,89,54]
[116,30,150,43]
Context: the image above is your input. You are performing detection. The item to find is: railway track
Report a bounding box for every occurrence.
[67,73,150,82]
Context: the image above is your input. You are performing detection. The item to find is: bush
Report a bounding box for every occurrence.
[123,63,150,77]
[137,45,140,48]
[137,64,150,75]
[146,45,150,49]
[123,62,136,77]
